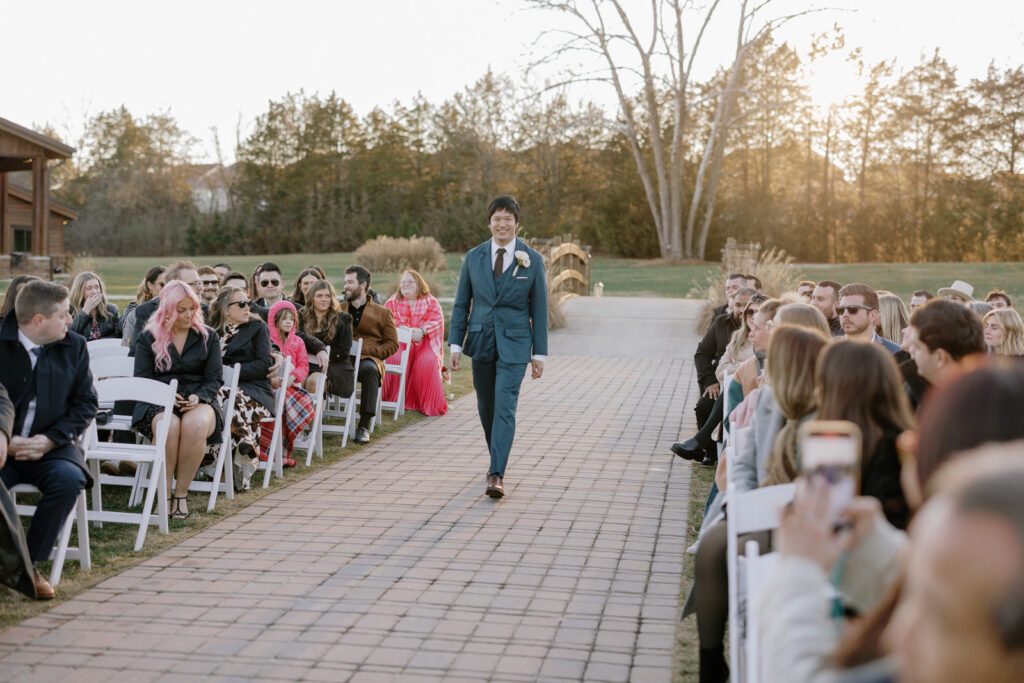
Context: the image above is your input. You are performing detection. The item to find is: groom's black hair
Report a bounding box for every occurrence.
[487,195,520,223]
[345,265,372,287]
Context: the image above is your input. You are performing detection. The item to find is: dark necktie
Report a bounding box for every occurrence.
[494,248,505,277]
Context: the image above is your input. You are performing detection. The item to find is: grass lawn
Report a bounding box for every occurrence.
[673,463,715,682]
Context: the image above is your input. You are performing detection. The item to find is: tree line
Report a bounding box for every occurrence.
[56,39,1024,262]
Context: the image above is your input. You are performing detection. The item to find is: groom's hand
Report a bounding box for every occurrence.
[450,351,462,371]
[531,359,544,379]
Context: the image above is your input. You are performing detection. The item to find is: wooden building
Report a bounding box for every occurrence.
[0,117,77,278]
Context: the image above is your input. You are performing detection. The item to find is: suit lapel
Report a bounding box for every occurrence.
[494,239,523,303]
[478,241,497,303]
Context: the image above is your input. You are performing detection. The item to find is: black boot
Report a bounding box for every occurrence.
[671,437,708,461]
[698,647,728,683]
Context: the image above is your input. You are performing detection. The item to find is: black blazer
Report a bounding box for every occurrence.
[0,383,14,442]
[132,326,223,427]
[129,297,210,355]
[70,304,123,340]
[0,315,98,486]
[221,320,275,411]
[694,312,740,390]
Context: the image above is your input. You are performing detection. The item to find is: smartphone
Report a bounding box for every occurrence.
[799,420,861,528]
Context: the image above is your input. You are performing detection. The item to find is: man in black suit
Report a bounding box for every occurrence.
[0,280,97,599]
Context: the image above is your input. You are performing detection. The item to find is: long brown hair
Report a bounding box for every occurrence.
[762,326,830,486]
[209,286,260,333]
[815,340,915,467]
[299,279,342,339]
[69,271,115,321]
[134,265,165,304]
[290,266,327,307]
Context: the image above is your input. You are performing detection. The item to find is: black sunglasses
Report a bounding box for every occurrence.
[836,305,875,315]
[230,300,252,309]
[260,279,281,287]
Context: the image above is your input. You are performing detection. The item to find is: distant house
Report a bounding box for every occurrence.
[185,163,237,214]
[0,117,77,279]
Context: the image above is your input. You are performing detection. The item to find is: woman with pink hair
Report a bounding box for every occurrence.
[132,280,223,520]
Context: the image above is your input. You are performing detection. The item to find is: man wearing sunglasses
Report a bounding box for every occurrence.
[197,266,221,306]
[837,283,900,353]
[252,263,285,308]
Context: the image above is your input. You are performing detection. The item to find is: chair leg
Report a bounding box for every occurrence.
[76,492,91,572]
[48,506,76,586]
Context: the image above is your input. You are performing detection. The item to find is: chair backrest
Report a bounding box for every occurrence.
[88,345,130,360]
[94,376,178,409]
[385,328,413,372]
[90,355,136,381]
[221,362,240,389]
[272,356,293,415]
[349,337,363,366]
[728,483,795,537]
[87,338,124,351]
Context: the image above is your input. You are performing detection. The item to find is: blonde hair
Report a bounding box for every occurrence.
[877,294,910,345]
[775,303,830,338]
[983,308,1024,356]
[69,271,115,321]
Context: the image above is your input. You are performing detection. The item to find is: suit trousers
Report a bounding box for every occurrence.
[472,359,528,478]
[1,451,87,563]
[356,358,381,419]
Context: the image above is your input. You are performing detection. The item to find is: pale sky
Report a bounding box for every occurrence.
[5,0,1022,162]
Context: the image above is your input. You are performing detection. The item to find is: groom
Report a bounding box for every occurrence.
[449,196,548,498]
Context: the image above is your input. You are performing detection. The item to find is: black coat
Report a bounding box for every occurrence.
[221,320,275,412]
[0,315,98,487]
[70,304,123,340]
[694,312,740,390]
[301,309,354,398]
[129,297,210,355]
[0,383,12,441]
[862,433,911,531]
[132,326,223,427]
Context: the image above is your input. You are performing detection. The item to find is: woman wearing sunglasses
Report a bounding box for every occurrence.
[208,287,275,488]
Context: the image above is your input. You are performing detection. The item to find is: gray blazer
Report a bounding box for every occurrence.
[733,388,786,493]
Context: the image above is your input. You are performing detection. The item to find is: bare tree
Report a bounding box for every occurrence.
[525,0,814,259]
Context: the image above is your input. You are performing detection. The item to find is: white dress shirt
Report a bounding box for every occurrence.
[17,329,41,438]
[451,238,546,363]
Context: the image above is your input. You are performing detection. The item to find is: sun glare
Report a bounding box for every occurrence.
[804,53,863,110]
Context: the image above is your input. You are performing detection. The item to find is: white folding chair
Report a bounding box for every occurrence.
[185,363,240,511]
[381,327,413,420]
[744,538,781,683]
[10,484,91,587]
[726,481,795,683]
[295,346,330,466]
[258,357,293,488]
[84,377,177,551]
[321,338,362,448]
[87,338,125,352]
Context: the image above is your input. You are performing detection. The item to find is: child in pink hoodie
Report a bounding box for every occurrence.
[264,300,315,467]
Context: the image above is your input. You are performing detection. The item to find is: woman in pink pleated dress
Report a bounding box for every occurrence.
[382,270,448,416]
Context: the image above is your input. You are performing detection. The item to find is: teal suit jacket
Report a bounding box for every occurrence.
[449,238,548,363]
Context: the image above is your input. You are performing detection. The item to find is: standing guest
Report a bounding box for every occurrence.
[811,279,843,337]
[265,300,314,468]
[298,280,353,396]
[252,263,285,308]
[340,266,399,445]
[212,263,231,281]
[0,280,97,600]
[985,289,1012,309]
[130,260,208,352]
[983,308,1024,356]
[133,281,222,521]
[121,266,165,346]
[383,270,448,417]
[907,299,986,387]
[197,266,221,306]
[68,271,122,341]
[876,292,910,346]
[909,289,934,311]
[796,281,816,301]
[208,287,274,486]
[838,283,901,353]
[968,301,994,319]
[0,275,41,325]
[289,266,325,309]
[936,279,974,304]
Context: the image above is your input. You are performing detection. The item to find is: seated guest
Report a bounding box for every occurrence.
[383,270,449,417]
[811,279,843,336]
[266,300,315,468]
[340,266,399,445]
[252,262,285,308]
[906,299,986,387]
[745,274,762,292]
[212,263,231,281]
[121,266,165,346]
[0,280,97,600]
[969,300,995,318]
[0,275,41,325]
[983,308,1024,356]
[838,282,900,352]
[711,273,748,319]
[985,289,1012,309]
[289,266,325,309]
[298,280,353,396]
[909,289,933,311]
[68,271,122,341]
[133,281,223,521]
[197,266,221,306]
[795,281,816,301]
[936,279,974,304]
[208,287,274,487]
[130,260,208,352]
[693,287,754,442]
[876,292,909,346]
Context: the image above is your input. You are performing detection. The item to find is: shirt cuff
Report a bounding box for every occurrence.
[532,355,546,362]
[449,344,462,354]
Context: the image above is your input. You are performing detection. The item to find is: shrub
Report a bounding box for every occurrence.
[353,236,446,275]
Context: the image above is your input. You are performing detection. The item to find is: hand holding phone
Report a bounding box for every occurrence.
[799,420,861,530]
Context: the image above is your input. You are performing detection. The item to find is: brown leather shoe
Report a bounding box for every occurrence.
[32,568,54,600]
[485,474,504,498]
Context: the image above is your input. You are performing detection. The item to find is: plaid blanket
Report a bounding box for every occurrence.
[259,386,315,460]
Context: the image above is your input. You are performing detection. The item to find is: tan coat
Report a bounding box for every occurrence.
[340,300,400,377]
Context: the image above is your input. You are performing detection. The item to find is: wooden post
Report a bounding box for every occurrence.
[32,155,48,256]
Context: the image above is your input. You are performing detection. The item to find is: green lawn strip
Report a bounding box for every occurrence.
[673,462,715,682]
[0,348,475,628]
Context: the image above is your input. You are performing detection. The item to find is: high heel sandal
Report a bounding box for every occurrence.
[170,495,191,521]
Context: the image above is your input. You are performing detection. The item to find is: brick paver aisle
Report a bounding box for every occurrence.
[0,297,704,682]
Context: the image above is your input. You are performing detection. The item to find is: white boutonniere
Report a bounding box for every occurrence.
[513,250,530,276]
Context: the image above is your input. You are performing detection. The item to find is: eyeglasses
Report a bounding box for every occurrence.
[837,305,875,315]
[230,300,251,309]
[201,279,219,287]
[260,279,281,287]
